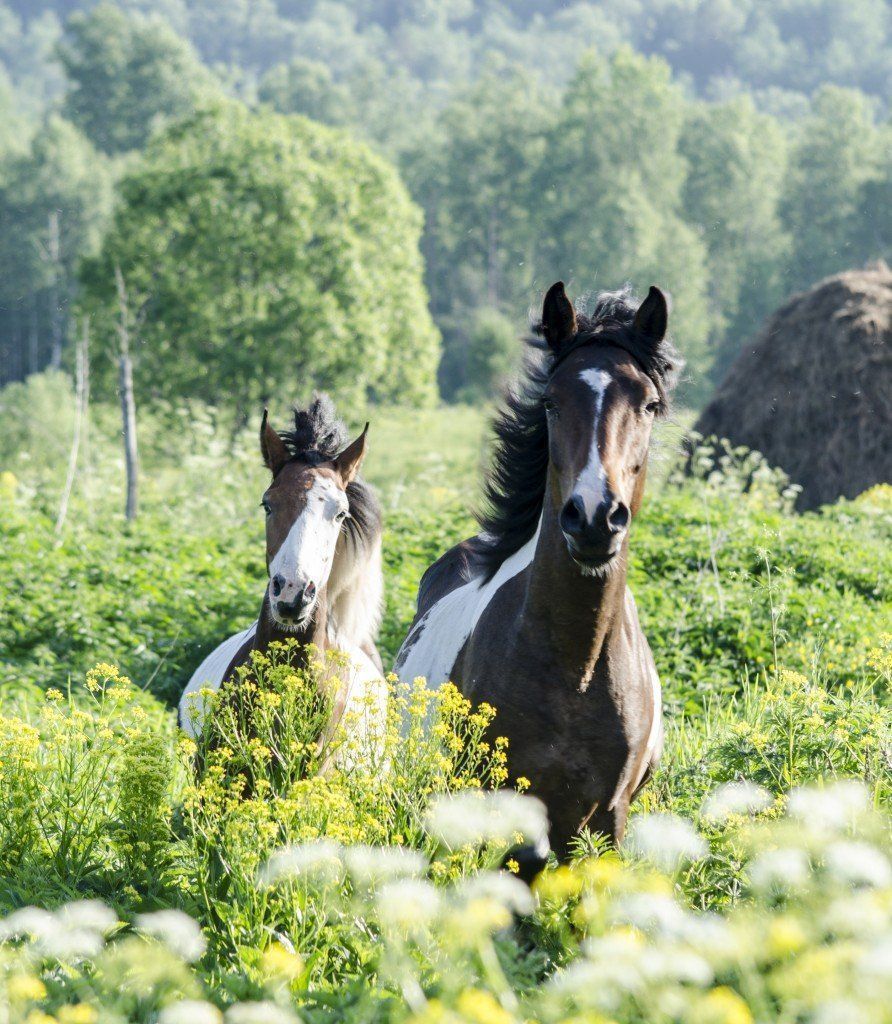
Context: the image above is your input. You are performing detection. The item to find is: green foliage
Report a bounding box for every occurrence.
[0,116,113,379]
[542,48,711,397]
[58,1,221,154]
[680,96,791,377]
[79,102,440,411]
[782,85,886,291]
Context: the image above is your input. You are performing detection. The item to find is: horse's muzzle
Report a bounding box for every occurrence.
[560,494,628,568]
[271,575,317,623]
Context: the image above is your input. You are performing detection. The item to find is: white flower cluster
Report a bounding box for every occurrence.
[136,908,208,962]
[425,790,549,849]
[0,899,118,960]
[625,813,708,872]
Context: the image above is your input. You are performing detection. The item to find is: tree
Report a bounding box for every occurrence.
[258,58,351,126]
[0,116,113,384]
[680,95,790,377]
[781,86,883,291]
[79,102,441,412]
[541,48,711,394]
[403,68,552,398]
[58,2,220,154]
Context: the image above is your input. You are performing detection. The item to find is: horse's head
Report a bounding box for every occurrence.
[538,281,676,574]
[259,411,368,630]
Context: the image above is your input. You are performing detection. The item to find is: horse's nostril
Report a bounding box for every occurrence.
[304,581,316,602]
[607,502,630,533]
[271,573,285,597]
[560,496,586,536]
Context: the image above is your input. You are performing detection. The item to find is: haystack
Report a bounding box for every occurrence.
[694,264,892,510]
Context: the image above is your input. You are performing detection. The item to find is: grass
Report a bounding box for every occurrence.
[0,371,890,1023]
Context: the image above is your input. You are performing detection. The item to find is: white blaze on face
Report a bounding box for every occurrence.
[268,476,347,612]
[575,368,612,517]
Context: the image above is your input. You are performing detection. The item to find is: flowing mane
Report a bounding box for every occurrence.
[475,287,681,580]
[277,393,382,562]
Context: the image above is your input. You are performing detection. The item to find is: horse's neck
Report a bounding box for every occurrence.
[523,494,629,682]
[253,591,329,662]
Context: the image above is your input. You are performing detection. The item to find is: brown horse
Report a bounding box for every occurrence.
[395,283,680,857]
[180,395,386,748]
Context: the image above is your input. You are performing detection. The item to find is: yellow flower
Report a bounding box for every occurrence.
[456,988,515,1024]
[261,944,304,981]
[693,988,753,1024]
[7,975,47,1001]
[534,866,583,902]
[57,1007,98,1024]
[767,917,807,958]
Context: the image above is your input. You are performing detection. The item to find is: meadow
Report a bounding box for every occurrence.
[0,370,890,1023]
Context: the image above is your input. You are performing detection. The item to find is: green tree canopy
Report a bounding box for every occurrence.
[782,86,884,290]
[79,102,441,412]
[58,2,221,154]
[0,115,113,380]
[680,95,791,378]
[541,49,711,395]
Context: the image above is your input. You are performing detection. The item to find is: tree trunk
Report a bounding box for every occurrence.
[119,351,138,521]
[48,211,64,371]
[115,264,139,521]
[55,320,89,535]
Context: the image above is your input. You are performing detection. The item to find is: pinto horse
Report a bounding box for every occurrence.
[395,283,681,856]
[179,395,386,748]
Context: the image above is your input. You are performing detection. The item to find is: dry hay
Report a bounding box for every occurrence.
[694,264,892,510]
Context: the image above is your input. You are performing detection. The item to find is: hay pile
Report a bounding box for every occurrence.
[694,264,892,510]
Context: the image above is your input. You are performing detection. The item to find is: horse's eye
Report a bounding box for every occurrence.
[336,509,349,523]
[543,398,557,415]
[645,400,660,415]
[261,499,272,516]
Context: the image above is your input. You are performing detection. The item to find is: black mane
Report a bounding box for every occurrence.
[280,392,349,464]
[475,287,681,580]
[276,392,382,548]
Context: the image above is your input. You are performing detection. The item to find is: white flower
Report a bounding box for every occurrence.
[0,906,56,940]
[455,871,535,916]
[259,841,343,886]
[639,946,713,986]
[625,814,707,871]
[547,958,639,1011]
[57,900,118,934]
[38,927,105,960]
[136,909,207,962]
[824,841,892,889]
[376,878,440,931]
[425,791,548,849]
[787,781,870,833]
[160,1001,223,1024]
[225,1002,299,1024]
[809,1000,870,1024]
[342,845,427,885]
[701,781,772,822]
[610,893,688,937]
[858,935,892,978]
[822,893,889,939]
[748,847,811,894]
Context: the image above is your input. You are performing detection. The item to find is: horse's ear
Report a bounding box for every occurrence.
[335,422,368,485]
[541,281,577,353]
[260,409,290,476]
[634,286,669,342]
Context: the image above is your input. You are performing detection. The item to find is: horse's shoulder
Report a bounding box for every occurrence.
[415,535,488,617]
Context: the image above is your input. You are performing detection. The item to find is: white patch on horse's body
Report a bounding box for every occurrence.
[328,533,383,652]
[624,587,663,796]
[178,622,257,737]
[576,368,612,516]
[395,519,542,688]
[326,641,388,766]
[268,478,347,618]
